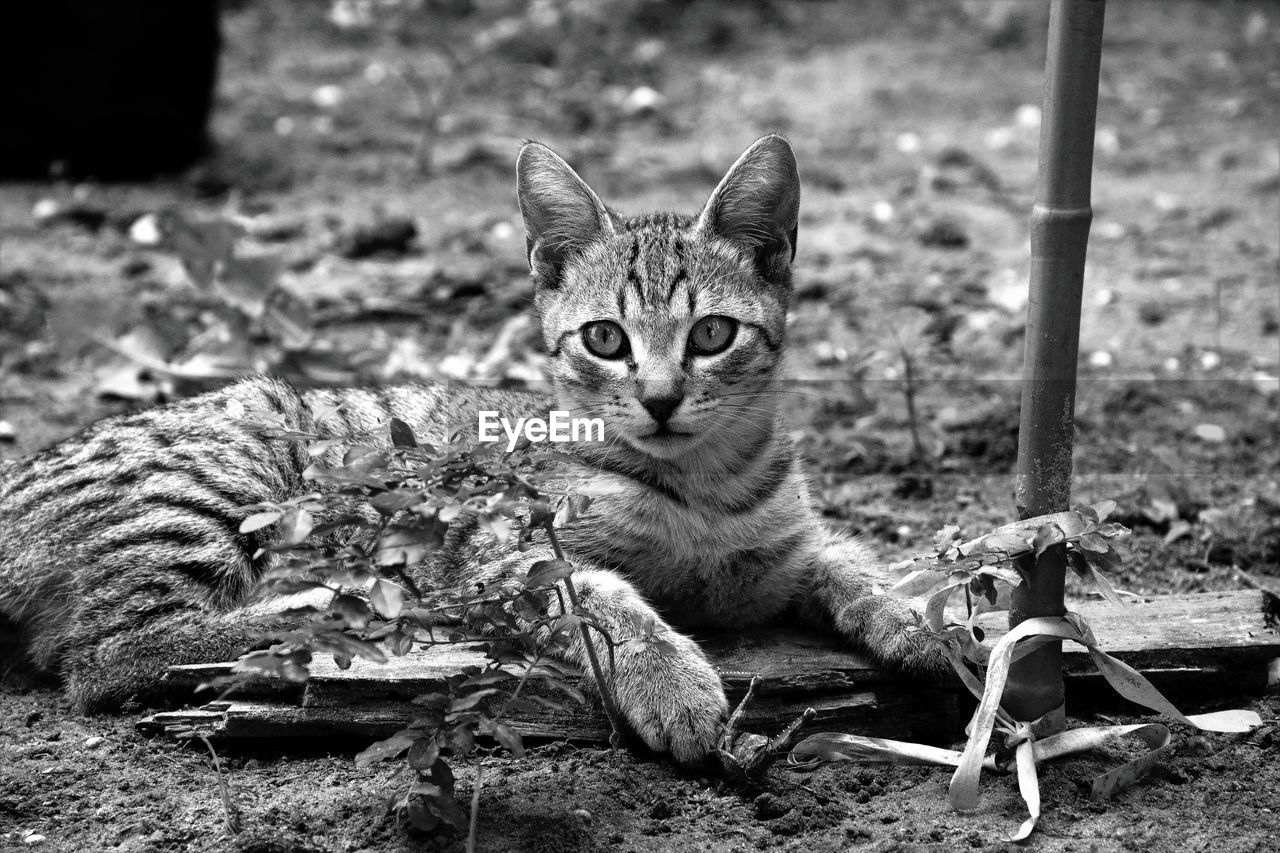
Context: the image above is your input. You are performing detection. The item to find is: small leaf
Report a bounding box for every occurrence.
[1067,548,1092,580]
[1082,541,1122,572]
[447,725,475,756]
[389,417,417,448]
[1091,499,1117,523]
[971,532,1032,558]
[975,565,1023,588]
[405,799,438,833]
[343,445,378,466]
[370,579,404,619]
[1031,522,1066,557]
[306,437,348,458]
[890,568,949,597]
[332,593,371,629]
[478,514,511,542]
[386,628,413,656]
[1087,566,1127,607]
[461,670,516,689]
[1077,532,1109,553]
[278,506,314,545]
[1096,522,1130,539]
[651,637,679,657]
[488,722,525,757]
[239,511,282,534]
[355,730,417,768]
[526,559,574,588]
[448,688,505,713]
[370,489,422,515]
[932,523,962,554]
[407,738,440,772]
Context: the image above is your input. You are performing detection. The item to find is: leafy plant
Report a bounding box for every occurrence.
[210,410,635,844]
[791,504,1262,841]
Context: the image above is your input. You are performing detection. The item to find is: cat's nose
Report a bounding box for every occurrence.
[640,393,682,424]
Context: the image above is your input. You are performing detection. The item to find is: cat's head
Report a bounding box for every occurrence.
[516,135,799,460]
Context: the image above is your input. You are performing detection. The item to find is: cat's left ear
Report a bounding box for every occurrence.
[696,135,800,285]
[517,141,615,290]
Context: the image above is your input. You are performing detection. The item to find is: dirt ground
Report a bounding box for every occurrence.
[1,1,1278,851]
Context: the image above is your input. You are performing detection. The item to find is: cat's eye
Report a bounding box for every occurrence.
[687,315,737,356]
[581,320,630,359]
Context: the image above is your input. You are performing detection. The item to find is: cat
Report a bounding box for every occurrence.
[0,135,942,765]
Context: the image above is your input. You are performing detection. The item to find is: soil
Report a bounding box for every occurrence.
[1,1,1278,851]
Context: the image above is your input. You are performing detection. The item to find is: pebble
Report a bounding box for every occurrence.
[32,199,60,222]
[1095,126,1121,156]
[311,84,344,109]
[1095,221,1126,240]
[622,86,664,115]
[129,214,162,246]
[1184,735,1213,756]
[24,834,45,844]
[1193,424,1226,443]
[984,127,1015,151]
[83,736,105,749]
[574,809,592,822]
[895,132,922,154]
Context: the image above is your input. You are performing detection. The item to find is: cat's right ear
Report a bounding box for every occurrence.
[516,141,615,290]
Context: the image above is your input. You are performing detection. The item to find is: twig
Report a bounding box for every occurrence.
[466,761,482,853]
[197,735,241,836]
[900,343,926,463]
[544,523,629,748]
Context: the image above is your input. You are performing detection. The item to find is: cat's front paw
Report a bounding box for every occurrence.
[864,599,952,679]
[611,633,728,766]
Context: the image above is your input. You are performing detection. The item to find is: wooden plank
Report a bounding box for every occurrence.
[138,687,960,745]
[139,591,1279,745]
[980,590,1280,653]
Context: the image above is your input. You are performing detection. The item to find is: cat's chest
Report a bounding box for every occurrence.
[557,476,815,626]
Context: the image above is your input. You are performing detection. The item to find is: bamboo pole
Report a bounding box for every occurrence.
[1004,0,1106,727]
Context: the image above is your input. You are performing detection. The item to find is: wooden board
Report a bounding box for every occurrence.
[138,591,1280,745]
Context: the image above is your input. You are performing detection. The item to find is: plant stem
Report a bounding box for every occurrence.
[1007,0,1106,728]
[901,346,925,462]
[198,734,240,836]
[466,761,481,853]
[543,523,629,746]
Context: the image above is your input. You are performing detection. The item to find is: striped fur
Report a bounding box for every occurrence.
[0,136,941,764]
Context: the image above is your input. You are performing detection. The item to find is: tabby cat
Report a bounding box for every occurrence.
[0,136,940,764]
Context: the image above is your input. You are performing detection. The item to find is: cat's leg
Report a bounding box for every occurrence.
[60,608,268,712]
[466,546,728,766]
[795,530,948,676]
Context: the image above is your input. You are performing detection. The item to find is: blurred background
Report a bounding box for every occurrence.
[0,0,1277,591]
